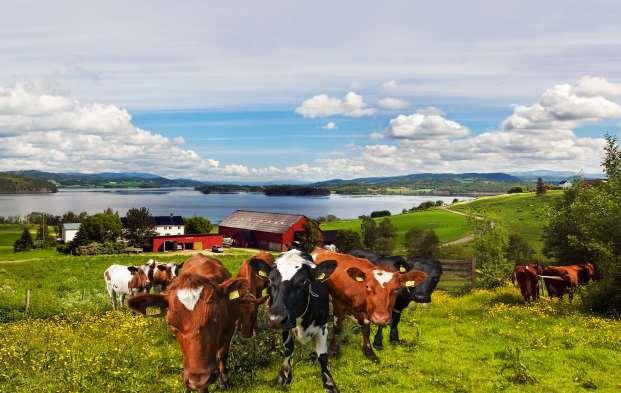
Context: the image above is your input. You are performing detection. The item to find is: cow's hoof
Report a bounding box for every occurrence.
[364,349,379,362]
[277,371,292,386]
[324,385,340,393]
[372,341,384,350]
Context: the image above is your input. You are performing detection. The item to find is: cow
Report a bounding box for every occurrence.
[312,249,427,361]
[128,253,257,392]
[249,249,340,393]
[234,251,275,337]
[541,265,580,301]
[349,249,443,349]
[512,264,543,304]
[104,264,149,309]
[576,262,598,284]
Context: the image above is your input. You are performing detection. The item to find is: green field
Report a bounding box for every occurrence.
[321,209,471,250]
[448,191,562,251]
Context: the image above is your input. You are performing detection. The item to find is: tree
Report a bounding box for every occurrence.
[374,218,397,255]
[473,219,510,288]
[505,233,534,263]
[370,210,391,218]
[35,223,57,248]
[405,228,439,258]
[125,207,157,247]
[507,186,523,194]
[360,216,378,250]
[74,212,122,245]
[298,220,323,254]
[185,216,213,234]
[536,177,546,195]
[13,228,34,252]
[334,230,362,253]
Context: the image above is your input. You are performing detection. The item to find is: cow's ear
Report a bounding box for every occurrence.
[399,269,427,288]
[395,260,411,273]
[127,266,139,274]
[346,267,366,283]
[156,264,168,271]
[220,278,251,302]
[128,294,168,316]
[176,262,184,271]
[249,257,271,279]
[314,260,337,281]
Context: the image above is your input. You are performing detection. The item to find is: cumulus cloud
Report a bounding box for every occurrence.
[380,80,399,90]
[322,122,337,130]
[295,91,376,118]
[378,97,410,110]
[388,113,470,140]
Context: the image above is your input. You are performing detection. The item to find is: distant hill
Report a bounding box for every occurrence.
[4,170,204,189]
[312,172,525,195]
[0,173,58,193]
[509,170,606,183]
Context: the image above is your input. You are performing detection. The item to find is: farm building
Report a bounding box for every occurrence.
[152,233,223,253]
[61,223,80,243]
[121,214,185,236]
[218,210,309,251]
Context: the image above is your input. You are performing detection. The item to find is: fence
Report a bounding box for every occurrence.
[437,259,476,293]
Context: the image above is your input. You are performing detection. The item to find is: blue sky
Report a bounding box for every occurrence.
[0,1,619,180]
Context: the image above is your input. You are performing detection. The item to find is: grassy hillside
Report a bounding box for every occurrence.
[321,209,471,249]
[449,191,562,251]
[0,173,58,193]
[0,248,619,392]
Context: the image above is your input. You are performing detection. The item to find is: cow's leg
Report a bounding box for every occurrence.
[329,306,344,357]
[315,325,339,393]
[278,329,294,386]
[373,326,384,350]
[216,325,235,389]
[389,309,403,344]
[108,288,117,310]
[361,322,378,362]
[120,293,126,308]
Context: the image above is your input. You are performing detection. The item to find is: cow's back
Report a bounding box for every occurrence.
[105,264,132,293]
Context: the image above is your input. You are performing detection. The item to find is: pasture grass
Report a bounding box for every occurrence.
[1,249,620,392]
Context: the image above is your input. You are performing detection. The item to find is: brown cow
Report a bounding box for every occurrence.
[234,252,275,337]
[541,265,580,301]
[576,262,597,284]
[128,254,257,392]
[512,264,543,304]
[313,249,427,361]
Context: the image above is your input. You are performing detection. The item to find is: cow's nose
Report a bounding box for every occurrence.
[184,372,209,391]
[370,313,391,326]
[267,313,288,328]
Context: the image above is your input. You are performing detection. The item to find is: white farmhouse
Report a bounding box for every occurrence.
[62,223,81,243]
[559,179,573,189]
[153,215,185,236]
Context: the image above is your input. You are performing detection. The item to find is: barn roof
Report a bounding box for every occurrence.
[62,223,81,230]
[219,210,305,234]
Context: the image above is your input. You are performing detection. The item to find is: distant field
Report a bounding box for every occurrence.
[321,209,471,249]
[448,191,562,251]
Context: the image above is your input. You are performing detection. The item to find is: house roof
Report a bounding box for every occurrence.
[62,223,81,230]
[219,210,305,234]
[121,215,184,227]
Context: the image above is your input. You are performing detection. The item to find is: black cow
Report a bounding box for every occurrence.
[250,249,339,393]
[349,249,443,348]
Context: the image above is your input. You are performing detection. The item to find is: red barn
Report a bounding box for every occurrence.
[152,233,223,253]
[218,210,308,251]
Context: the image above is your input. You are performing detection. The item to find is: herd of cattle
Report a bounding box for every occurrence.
[103,249,441,392]
[512,262,598,304]
[103,251,598,393]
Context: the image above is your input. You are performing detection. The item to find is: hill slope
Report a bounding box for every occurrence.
[0,173,58,194]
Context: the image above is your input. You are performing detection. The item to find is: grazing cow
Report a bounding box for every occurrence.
[313,249,427,361]
[234,252,275,337]
[576,262,597,284]
[541,265,580,301]
[104,264,149,309]
[249,250,340,393]
[128,254,256,392]
[512,264,543,304]
[350,249,443,348]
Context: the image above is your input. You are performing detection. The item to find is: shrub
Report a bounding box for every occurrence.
[374,218,397,256]
[125,207,156,246]
[405,228,440,258]
[415,201,436,211]
[13,228,34,252]
[507,186,524,194]
[184,216,213,234]
[370,210,391,218]
[334,230,362,253]
[505,233,534,263]
[435,200,444,206]
[360,216,377,250]
[473,219,510,289]
[298,220,323,253]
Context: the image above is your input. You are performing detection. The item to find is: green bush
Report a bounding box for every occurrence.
[334,230,362,253]
[13,228,34,252]
[370,210,391,218]
[473,219,511,289]
[405,228,439,258]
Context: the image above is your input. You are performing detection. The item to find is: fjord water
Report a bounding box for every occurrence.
[0,188,471,222]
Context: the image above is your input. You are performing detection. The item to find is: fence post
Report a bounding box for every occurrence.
[25,289,31,313]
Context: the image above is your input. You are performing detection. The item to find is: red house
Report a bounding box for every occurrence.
[152,233,223,253]
[218,210,308,251]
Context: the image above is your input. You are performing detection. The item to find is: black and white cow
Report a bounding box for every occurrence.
[349,249,443,348]
[250,249,339,393]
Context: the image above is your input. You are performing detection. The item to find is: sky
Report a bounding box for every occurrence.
[1,0,621,181]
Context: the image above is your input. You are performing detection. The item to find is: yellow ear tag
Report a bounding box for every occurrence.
[399,266,406,273]
[229,290,240,300]
[258,270,268,278]
[405,280,416,287]
[317,272,326,280]
[355,276,364,282]
[262,288,268,297]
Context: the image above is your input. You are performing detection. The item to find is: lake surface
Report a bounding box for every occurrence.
[0,188,472,222]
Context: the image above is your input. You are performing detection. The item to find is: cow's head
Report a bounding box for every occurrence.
[168,262,184,277]
[236,253,275,338]
[127,266,149,294]
[250,250,337,330]
[128,275,251,392]
[154,264,175,286]
[407,258,443,303]
[345,265,427,325]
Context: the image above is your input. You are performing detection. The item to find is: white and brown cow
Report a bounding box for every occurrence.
[104,264,149,309]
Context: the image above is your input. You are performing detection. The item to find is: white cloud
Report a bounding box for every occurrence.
[380,80,399,90]
[573,75,621,97]
[378,97,410,110]
[388,113,470,140]
[295,92,376,118]
[369,132,385,141]
[322,122,337,130]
